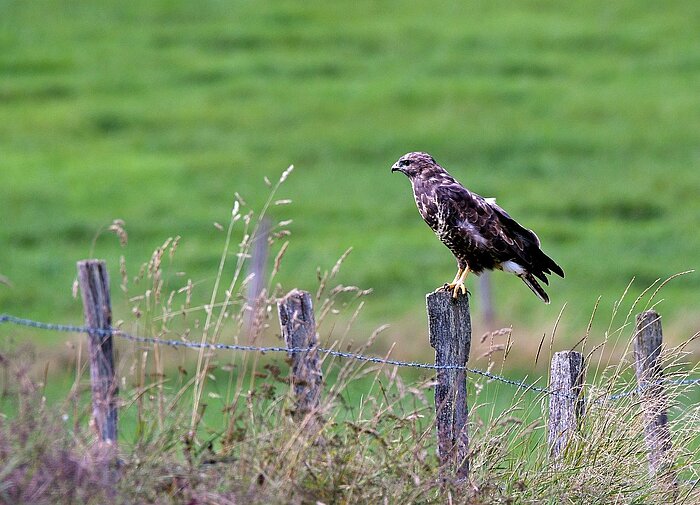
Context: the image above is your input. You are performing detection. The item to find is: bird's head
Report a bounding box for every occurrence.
[391,152,438,178]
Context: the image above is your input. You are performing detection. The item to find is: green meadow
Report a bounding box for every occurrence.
[2,0,700,353]
[2,2,700,501]
[0,1,700,348]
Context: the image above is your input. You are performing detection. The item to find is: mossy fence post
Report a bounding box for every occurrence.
[277,289,322,420]
[548,351,585,460]
[426,291,471,480]
[634,310,677,490]
[77,259,118,445]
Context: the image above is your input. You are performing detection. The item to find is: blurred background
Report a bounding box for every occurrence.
[2,0,699,368]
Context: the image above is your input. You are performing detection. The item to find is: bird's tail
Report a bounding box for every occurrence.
[519,273,550,304]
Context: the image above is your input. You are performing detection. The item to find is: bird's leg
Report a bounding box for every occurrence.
[449,267,464,287]
[450,267,470,298]
[438,266,470,298]
[436,267,463,293]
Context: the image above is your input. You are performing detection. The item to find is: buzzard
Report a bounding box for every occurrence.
[392,152,564,303]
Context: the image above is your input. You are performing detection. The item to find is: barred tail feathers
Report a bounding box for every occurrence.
[519,273,550,304]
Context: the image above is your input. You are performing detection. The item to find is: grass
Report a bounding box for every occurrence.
[2,175,700,503]
[1,0,700,353]
[2,2,700,499]
[3,292,700,503]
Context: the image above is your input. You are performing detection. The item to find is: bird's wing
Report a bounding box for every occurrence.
[436,184,563,279]
[486,200,564,279]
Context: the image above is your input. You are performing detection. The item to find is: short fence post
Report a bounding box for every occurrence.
[77,259,118,445]
[548,351,585,460]
[426,291,471,480]
[277,289,322,419]
[633,310,677,488]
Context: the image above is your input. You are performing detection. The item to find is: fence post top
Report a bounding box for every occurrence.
[425,290,470,305]
[553,350,583,358]
[77,259,107,266]
[637,310,661,322]
[280,289,312,302]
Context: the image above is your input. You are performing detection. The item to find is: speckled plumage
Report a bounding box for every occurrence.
[392,152,564,303]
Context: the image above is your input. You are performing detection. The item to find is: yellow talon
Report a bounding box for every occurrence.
[452,280,467,298]
[442,267,470,298]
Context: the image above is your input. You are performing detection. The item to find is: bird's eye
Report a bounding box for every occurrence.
[399,159,410,167]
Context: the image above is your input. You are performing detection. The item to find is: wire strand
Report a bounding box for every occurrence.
[2,313,697,402]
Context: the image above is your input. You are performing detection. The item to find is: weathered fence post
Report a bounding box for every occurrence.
[634,310,677,488]
[548,351,585,460]
[277,289,322,419]
[77,260,118,445]
[426,291,471,480]
[478,272,495,325]
[244,217,270,340]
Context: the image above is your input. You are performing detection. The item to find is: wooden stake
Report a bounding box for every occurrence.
[548,351,585,460]
[634,310,677,488]
[426,290,471,480]
[77,260,118,444]
[478,272,495,325]
[278,289,322,418]
[244,217,270,340]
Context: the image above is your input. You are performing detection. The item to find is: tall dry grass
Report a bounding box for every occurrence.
[1,166,699,504]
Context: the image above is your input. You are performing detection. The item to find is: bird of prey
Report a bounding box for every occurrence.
[392,152,564,303]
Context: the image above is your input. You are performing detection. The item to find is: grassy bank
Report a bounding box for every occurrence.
[2,301,700,503]
[2,182,699,503]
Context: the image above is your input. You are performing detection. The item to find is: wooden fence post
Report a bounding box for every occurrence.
[77,260,118,445]
[478,272,495,325]
[244,217,270,340]
[426,291,471,480]
[548,351,585,460]
[634,310,677,488]
[277,289,322,419]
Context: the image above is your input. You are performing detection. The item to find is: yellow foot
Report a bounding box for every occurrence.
[441,280,467,298]
[444,268,471,298]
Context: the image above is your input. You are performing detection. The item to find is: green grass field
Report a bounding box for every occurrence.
[3,4,700,500]
[2,0,700,358]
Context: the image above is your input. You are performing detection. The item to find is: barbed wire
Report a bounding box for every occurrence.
[0,314,553,393]
[2,314,698,402]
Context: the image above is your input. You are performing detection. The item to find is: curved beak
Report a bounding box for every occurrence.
[391,162,401,173]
